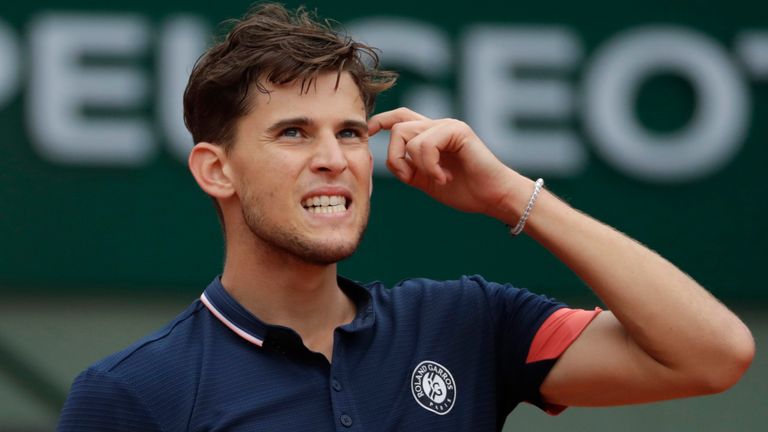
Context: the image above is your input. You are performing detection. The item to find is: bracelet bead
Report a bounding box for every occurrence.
[509,178,544,236]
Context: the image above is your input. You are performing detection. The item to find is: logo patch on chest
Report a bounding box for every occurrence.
[411,360,456,415]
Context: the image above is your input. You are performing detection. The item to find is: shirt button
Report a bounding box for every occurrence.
[340,414,353,428]
[332,379,343,392]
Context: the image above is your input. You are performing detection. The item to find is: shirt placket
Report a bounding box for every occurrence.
[328,329,363,431]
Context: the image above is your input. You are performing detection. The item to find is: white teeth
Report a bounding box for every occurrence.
[303,195,347,210]
[307,204,346,214]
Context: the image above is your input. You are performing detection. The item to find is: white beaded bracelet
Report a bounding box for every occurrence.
[509,178,544,236]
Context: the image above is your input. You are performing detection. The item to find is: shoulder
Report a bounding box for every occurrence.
[58,367,164,431]
[90,300,207,376]
[80,302,208,404]
[59,301,207,431]
[363,274,532,304]
[359,275,529,318]
[362,275,563,328]
[363,274,488,293]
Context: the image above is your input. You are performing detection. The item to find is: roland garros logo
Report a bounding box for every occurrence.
[411,360,456,415]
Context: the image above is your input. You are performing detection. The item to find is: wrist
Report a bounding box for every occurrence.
[489,172,537,226]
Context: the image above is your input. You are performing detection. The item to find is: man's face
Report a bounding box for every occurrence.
[226,71,372,265]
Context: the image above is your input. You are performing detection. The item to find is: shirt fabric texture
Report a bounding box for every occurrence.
[57,275,576,432]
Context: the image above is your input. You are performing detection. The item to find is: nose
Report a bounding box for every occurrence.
[310,132,348,174]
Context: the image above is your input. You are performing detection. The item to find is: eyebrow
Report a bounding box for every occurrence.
[340,119,369,132]
[265,117,368,134]
[265,117,312,134]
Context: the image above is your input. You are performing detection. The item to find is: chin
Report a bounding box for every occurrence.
[299,243,359,266]
[245,218,366,266]
[240,196,368,266]
[293,230,366,264]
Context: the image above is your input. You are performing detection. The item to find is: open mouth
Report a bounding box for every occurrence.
[301,195,350,214]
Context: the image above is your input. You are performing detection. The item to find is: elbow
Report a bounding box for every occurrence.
[692,324,755,395]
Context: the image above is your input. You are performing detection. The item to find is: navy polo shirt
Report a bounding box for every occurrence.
[58,275,569,431]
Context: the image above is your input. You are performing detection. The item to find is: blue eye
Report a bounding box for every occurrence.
[338,129,361,139]
[281,127,302,138]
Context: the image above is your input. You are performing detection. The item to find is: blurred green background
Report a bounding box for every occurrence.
[0,0,765,430]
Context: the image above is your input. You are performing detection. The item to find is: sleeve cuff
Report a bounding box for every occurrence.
[525,307,602,415]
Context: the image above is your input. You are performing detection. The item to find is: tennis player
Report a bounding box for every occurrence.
[57,4,754,431]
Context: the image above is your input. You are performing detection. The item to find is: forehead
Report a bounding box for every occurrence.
[247,72,366,122]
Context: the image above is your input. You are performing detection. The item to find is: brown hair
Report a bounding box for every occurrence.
[183,2,397,150]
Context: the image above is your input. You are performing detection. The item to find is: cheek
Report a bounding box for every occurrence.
[250,152,301,181]
[239,163,290,201]
[348,147,373,172]
[354,152,372,194]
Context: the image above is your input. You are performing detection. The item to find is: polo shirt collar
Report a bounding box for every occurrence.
[200,276,374,348]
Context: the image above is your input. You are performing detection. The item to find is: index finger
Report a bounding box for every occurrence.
[368,107,430,136]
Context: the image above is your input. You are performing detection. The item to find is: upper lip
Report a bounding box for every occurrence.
[301,186,353,205]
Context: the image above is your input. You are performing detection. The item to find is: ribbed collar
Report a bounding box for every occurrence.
[200,275,375,348]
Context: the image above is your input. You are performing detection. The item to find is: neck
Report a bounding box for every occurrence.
[220,225,356,360]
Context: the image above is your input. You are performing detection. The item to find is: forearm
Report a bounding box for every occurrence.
[499,172,754,385]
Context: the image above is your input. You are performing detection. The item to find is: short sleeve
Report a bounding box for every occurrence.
[57,368,163,432]
[469,275,566,414]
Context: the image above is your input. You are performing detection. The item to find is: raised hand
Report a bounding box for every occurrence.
[368,107,528,222]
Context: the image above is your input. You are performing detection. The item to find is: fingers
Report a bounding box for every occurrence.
[370,108,473,185]
[386,121,416,182]
[406,122,463,185]
[387,119,465,185]
[368,107,429,136]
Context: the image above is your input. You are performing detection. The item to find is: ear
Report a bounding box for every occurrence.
[188,142,235,199]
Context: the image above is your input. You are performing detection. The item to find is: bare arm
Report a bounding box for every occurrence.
[510,183,753,405]
[368,108,755,406]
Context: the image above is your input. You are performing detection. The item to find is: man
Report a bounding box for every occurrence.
[57,3,754,431]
